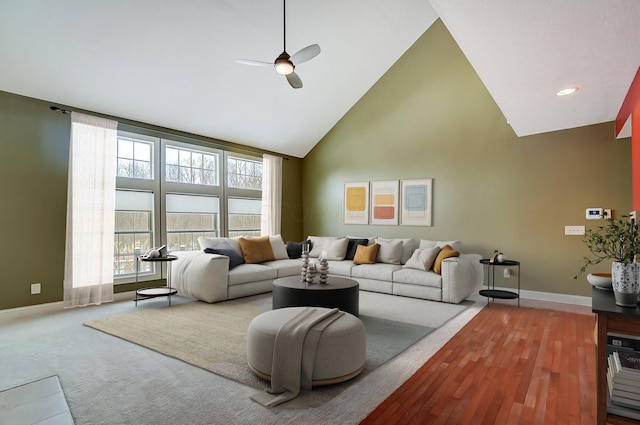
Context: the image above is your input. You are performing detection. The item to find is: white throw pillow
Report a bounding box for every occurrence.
[377,237,417,264]
[419,239,462,252]
[403,247,441,271]
[375,238,403,264]
[325,237,349,261]
[269,234,289,260]
[307,236,339,257]
[198,236,242,255]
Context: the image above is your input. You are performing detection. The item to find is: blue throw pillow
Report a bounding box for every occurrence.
[204,241,245,270]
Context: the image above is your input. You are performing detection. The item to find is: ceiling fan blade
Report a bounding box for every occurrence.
[286,72,303,89]
[291,44,320,65]
[235,59,273,67]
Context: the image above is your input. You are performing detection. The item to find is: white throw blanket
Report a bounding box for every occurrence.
[251,307,344,407]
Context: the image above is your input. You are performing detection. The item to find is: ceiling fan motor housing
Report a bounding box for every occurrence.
[274,52,294,75]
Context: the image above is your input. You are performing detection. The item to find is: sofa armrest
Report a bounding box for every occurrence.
[170,250,230,303]
[440,253,483,303]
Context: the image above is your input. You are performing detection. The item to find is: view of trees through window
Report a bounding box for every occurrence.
[113,209,152,275]
[114,133,263,281]
[228,156,262,190]
[117,137,152,179]
[165,146,218,185]
[166,212,218,251]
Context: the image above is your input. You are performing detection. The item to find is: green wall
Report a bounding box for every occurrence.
[0,91,70,309]
[303,20,631,298]
[0,91,303,310]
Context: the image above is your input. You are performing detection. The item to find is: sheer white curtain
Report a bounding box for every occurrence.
[260,154,282,236]
[63,112,118,308]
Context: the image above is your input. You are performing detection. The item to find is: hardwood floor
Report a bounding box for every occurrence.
[360,299,598,425]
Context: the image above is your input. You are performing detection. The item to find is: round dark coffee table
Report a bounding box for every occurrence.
[272,276,359,316]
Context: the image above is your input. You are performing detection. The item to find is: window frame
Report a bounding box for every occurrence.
[114,130,264,284]
[115,131,162,284]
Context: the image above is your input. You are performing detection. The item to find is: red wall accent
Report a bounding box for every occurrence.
[616,67,640,137]
[617,67,640,210]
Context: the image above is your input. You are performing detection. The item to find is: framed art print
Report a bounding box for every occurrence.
[370,180,399,225]
[400,178,432,226]
[343,182,369,224]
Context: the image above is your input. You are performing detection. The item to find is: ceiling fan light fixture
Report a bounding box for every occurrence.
[275,58,294,75]
[556,86,579,96]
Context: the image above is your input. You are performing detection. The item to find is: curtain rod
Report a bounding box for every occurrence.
[49,105,289,160]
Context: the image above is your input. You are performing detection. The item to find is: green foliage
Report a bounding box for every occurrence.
[575,216,640,278]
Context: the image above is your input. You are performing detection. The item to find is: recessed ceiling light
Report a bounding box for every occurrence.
[556,87,579,96]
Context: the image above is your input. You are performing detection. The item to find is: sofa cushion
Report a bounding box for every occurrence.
[327,260,354,277]
[403,246,440,271]
[203,241,245,270]
[308,236,339,257]
[393,268,443,288]
[345,238,369,260]
[286,239,312,259]
[198,236,242,255]
[239,236,276,264]
[268,234,289,260]
[352,262,402,281]
[433,244,460,274]
[375,238,403,265]
[228,263,278,286]
[353,244,379,265]
[419,239,462,252]
[261,258,302,278]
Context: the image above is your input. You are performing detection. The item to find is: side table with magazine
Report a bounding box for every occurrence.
[135,254,178,306]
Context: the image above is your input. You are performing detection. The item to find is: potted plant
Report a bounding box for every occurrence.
[576,215,640,306]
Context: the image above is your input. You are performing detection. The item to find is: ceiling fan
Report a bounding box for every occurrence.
[236,0,320,89]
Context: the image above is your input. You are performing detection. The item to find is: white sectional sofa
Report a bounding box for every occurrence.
[170,235,483,305]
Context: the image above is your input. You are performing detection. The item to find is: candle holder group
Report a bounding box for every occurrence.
[300,245,329,284]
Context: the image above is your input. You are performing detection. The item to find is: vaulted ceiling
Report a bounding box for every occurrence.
[1,1,638,158]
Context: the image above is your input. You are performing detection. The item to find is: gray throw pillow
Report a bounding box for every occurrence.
[204,241,245,270]
[286,240,312,259]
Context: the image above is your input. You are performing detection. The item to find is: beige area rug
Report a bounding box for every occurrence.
[84,292,469,408]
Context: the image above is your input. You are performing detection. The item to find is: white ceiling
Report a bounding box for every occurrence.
[0,1,638,158]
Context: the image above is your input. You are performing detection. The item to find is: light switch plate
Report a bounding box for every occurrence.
[565,225,585,236]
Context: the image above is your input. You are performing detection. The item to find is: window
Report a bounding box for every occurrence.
[228,198,261,237]
[114,190,154,276]
[113,129,263,283]
[165,146,218,186]
[227,156,262,190]
[117,136,153,179]
[166,194,219,251]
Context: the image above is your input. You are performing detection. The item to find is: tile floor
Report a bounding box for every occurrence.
[0,376,74,425]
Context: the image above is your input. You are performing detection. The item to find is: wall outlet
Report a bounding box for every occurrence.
[31,283,41,295]
[503,268,511,278]
[565,225,585,236]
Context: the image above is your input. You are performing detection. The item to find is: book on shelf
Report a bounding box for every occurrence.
[612,351,640,381]
[608,351,640,410]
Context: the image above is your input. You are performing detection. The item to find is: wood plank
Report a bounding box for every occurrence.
[359,301,599,425]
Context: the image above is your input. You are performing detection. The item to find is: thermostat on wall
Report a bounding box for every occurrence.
[586,208,603,220]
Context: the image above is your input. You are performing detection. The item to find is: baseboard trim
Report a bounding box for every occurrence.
[1,288,593,316]
[487,286,592,307]
[0,291,135,317]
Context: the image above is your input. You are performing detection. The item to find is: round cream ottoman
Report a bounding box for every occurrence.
[247,307,366,386]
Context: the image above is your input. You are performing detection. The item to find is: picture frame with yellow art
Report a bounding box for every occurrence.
[343,182,369,224]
